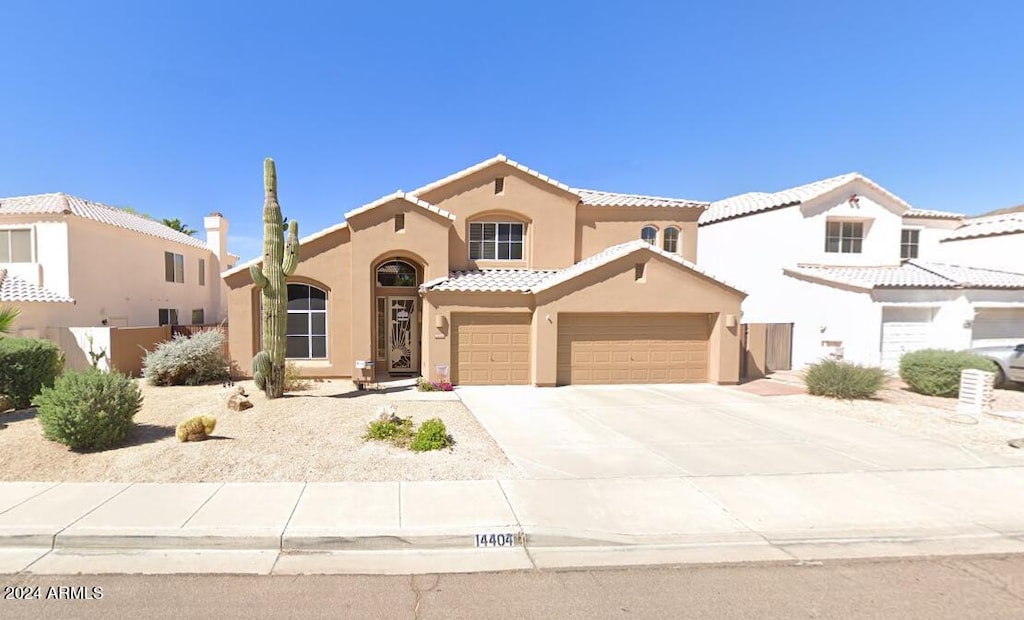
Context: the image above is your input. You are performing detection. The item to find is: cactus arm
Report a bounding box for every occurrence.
[282,220,300,276]
[250,264,269,289]
[252,351,271,391]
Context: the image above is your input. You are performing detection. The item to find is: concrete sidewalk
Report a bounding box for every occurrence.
[3,467,1024,575]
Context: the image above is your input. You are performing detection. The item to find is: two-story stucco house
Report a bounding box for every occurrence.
[697,173,1024,370]
[224,155,747,386]
[0,193,237,338]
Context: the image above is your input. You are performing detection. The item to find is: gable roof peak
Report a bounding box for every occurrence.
[410,154,575,198]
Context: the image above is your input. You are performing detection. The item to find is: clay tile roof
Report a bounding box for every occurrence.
[410,154,574,197]
[0,268,75,303]
[784,260,1024,290]
[573,188,708,209]
[0,193,208,249]
[942,212,1024,241]
[421,241,745,295]
[700,172,913,225]
[421,269,556,293]
[903,208,964,220]
[342,191,455,221]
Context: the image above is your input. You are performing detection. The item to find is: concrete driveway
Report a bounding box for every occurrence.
[456,384,1009,479]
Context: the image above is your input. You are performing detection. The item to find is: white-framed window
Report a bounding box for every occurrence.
[198,258,206,286]
[0,229,32,263]
[825,221,864,254]
[900,228,920,259]
[663,227,680,253]
[286,283,327,359]
[469,222,523,260]
[376,260,418,287]
[164,251,185,283]
[641,226,657,245]
[158,308,179,326]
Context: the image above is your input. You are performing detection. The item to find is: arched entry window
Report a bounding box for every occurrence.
[286,283,327,359]
[376,260,418,287]
[641,226,657,245]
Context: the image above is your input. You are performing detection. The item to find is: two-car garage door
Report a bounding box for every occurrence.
[451,312,712,385]
[556,314,709,385]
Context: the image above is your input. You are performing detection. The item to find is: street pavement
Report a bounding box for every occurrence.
[2,384,1024,575]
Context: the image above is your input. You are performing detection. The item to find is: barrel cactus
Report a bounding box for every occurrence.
[250,158,299,398]
[176,415,217,442]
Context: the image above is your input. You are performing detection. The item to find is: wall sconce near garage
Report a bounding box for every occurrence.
[435,314,445,329]
[725,314,738,328]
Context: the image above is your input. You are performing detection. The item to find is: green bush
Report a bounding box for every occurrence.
[899,349,998,397]
[36,370,143,451]
[365,416,414,445]
[0,337,64,409]
[142,329,229,386]
[804,359,888,400]
[410,418,453,452]
[284,362,311,392]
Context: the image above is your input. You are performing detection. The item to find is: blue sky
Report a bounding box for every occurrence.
[3,1,1022,261]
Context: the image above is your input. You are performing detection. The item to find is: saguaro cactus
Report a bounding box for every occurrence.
[250,158,299,398]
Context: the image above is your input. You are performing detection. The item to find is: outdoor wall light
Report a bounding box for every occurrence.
[725,314,737,328]
[435,314,445,329]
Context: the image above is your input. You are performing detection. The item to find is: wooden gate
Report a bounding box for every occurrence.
[741,322,793,380]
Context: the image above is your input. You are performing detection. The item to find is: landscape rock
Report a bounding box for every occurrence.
[1009,438,1024,449]
[227,394,253,411]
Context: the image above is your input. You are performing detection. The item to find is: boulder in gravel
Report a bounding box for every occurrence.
[227,394,253,411]
[1009,438,1024,449]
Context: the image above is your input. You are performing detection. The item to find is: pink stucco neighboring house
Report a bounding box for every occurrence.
[0,193,237,339]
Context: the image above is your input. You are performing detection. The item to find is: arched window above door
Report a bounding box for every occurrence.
[376,260,418,287]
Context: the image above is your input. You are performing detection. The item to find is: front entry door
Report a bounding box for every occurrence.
[388,297,417,373]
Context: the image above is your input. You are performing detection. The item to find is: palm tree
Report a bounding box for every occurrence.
[0,306,19,335]
[161,218,198,236]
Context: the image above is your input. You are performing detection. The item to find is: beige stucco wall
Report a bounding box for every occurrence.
[417,163,580,271]
[576,206,701,263]
[66,218,219,327]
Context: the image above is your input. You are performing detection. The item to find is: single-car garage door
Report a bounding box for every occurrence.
[452,314,531,385]
[557,314,709,385]
[972,308,1024,347]
[880,307,935,369]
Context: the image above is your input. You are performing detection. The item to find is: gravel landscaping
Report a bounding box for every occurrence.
[761,372,1024,460]
[0,379,522,483]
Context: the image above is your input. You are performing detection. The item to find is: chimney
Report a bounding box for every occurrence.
[204,212,229,262]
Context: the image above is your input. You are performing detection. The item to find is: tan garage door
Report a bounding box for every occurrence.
[557,314,709,385]
[452,314,531,385]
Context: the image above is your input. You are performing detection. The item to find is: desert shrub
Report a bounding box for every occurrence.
[899,349,998,397]
[176,415,217,442]
[0,337,64,409]
[804,359,888,400]
[142,329,229,386]
[416,378,453,392]
[410,418,453,452]
[364,405,414,445]
[284,362,311,392]
[35,370,143,451]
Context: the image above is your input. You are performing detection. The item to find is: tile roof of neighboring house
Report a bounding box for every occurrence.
[784,260,1024,290]
[573,188,708,209]
[903,208,965,220]
[421,240,746,295]
[0,269,75,303]
[410,154,575,197]
[342,191,455,221]
[700,172,914,225]
[942,212,1024,241]
[0,193,209,249]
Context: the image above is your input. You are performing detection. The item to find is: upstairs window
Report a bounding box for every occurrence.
[198,258,206,286]
[0,229,32,263]
[900,229,920,259]
[825,221,863,254]
[164,251,184,283]
[641,226,657,245]
[469,222,524,260]
[663,227,680,253]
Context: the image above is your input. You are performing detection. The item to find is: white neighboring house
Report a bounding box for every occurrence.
[0,193,238,339]
[697,173,1024,370]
